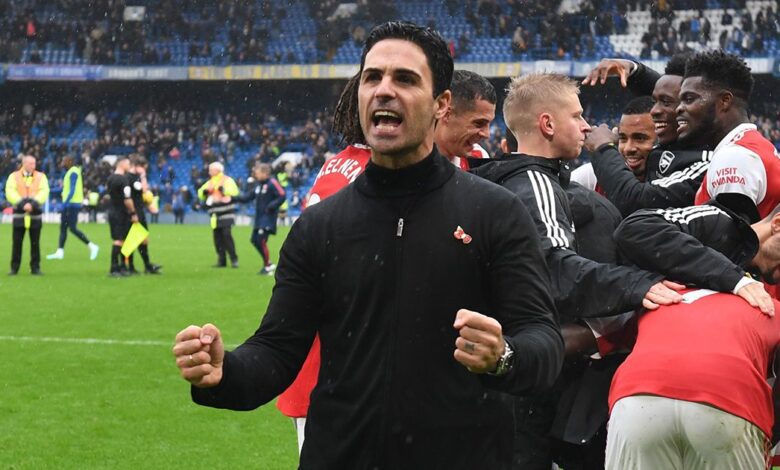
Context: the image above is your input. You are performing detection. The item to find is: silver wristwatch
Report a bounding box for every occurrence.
[488,339,515,376]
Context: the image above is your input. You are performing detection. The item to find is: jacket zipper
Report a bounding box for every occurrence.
[378,211,410,465]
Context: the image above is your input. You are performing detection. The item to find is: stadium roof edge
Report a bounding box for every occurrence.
[2,58,778,81]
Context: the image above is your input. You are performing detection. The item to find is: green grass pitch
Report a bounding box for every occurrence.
[0,221,298,469]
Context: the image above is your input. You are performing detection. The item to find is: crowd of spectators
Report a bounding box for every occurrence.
[0,0,298,65]
[5,95,780,216]
[0,101,338,214]
[639,2,780,58]
[0,0,779,65]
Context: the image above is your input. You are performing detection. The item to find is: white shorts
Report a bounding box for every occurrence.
[292,417,306,455]
[606,395,769,470]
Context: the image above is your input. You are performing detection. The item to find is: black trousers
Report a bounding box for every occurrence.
[11,224,41,272]
[512,361,610,470]
[212,225,237,265]
[250,228,271,265]
[59,205,90,248]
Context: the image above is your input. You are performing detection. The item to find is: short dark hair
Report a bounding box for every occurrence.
[684,50,754,101]
[360,21,453,99]
[130,154,148,167]
[664,51,692,76]
[451,70,497,110]
[622,96,654,115]
[504,125,518,153]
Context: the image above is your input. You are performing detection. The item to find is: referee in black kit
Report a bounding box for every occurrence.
[106,156,138,277]
[126,155,161,274]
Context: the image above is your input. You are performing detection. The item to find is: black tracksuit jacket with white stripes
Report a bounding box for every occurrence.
[473,154,663,322]
[614,196,759,293]
[590,142,712,217]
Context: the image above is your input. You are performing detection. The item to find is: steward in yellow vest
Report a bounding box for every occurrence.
[197,161,239,267]
[47,155,99,261]
[4,155,49,274]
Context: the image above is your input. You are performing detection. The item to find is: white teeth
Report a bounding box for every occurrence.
[374,110,400,119]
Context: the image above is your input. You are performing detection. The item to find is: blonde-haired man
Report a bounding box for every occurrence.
[473,72,684,469]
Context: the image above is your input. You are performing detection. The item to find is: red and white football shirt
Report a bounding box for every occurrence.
[277,144,371,418]
[609,289,780,438]
[306,144,371,208]
[450,143,490,170]
[695,123,780,219]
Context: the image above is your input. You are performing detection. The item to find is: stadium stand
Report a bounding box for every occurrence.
[1,0,776,66]
[2,0,780,219]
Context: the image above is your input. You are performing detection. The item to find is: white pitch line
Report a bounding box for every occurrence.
[0,335,242,349]
[0,335,172,346]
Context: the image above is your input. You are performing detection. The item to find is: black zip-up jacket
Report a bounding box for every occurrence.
[566,181,623,264]
[585,59,713,216]
[614,195,759,292]
[192,151,564,469]
[472,154,663,322]
[626,60,661,97]
[590,143,712,217]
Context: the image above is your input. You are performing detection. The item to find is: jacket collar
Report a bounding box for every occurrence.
[355,147,455,198]
[471,153,570,187]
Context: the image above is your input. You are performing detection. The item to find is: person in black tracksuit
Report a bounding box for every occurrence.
[176,23,563,469]
[475,154,664,470]
[583,53,714,217]
[474,155,664,321]
[586,132,712,217]
[614,196,780,443]
[474,72,686,470]
[191,150,564,468]
[614,194,774,300]
[235,163,286,275]
[488,127,631,470]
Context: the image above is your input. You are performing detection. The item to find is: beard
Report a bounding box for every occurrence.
[676,106,717,149]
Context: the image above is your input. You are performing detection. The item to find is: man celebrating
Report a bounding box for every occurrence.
[606,289,780,469]
[433,69,496,169]
[681,50,780,220]
[475,73,681,319]
[582,53,713,216]
[173,22,563,468]
[47,155,99,261]
[5,154,49,275]
[572,96,656,193]
[607,205,780,468]
[473,73,683,469]
[198,162,239,268]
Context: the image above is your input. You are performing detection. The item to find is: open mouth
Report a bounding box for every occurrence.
[372,110,403,130]
[676,118,689,131]
[654,121,669,132]
[625,157,643,168]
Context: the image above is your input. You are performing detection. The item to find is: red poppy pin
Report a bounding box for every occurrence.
[453,225,472,244]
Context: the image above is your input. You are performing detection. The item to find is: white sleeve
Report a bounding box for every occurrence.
[570,163,597,191]
[706,145,767,205]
